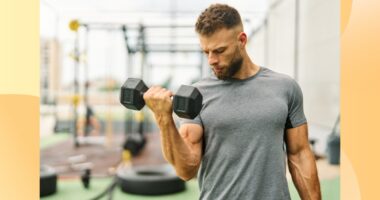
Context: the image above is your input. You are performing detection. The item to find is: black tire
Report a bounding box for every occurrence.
[117,164,186,195]
[40,165,57,197]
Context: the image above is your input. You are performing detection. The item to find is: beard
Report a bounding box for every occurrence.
[213,54,243,80]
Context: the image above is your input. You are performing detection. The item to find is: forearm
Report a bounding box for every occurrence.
[154,114,200,179]
[288,148,321,200]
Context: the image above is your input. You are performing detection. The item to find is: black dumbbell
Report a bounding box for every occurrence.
[120,78,202,119]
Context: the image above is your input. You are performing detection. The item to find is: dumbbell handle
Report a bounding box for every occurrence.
[123,77,184,97]
[120,78,202,119]
[120,77,183,107]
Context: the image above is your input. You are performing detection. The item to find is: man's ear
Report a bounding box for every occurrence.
[238,32,247,46]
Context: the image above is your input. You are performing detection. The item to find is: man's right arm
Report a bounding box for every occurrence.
[155,113,203,180]
[143,86,203,181]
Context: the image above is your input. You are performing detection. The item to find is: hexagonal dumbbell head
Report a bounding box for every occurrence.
[173,85,203,119]
[120,78,148,110]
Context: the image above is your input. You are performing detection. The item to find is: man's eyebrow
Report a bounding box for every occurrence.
[212,46,227,52]
[200,43,228,52]
[214,47,226,50]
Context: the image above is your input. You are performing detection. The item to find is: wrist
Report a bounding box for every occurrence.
[154,113,174,126]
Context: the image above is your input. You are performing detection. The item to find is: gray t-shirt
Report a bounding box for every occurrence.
[180,67,307,200]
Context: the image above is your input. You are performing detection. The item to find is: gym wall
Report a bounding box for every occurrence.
[248,0,340,129]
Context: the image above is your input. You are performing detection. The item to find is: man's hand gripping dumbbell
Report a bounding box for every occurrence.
[120,78,202,119]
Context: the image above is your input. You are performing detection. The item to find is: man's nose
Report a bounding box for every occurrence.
[208,53,218,66]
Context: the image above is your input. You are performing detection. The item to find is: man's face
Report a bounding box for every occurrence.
[199,28,244,80]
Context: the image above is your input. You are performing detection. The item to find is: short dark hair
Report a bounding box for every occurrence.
[195,4,243,36]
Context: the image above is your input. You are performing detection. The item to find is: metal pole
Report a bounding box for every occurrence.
[83,25,91,136]
[127,53,134,135]
[73,30,80,148]
[122,25,134,135]
[83,25,89,107]
[138,25,147,136]
[139,25,146,79]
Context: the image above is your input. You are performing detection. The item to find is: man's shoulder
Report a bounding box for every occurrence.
[261,67,296,85]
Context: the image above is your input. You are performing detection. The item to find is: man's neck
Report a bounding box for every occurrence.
[232,57,260,80]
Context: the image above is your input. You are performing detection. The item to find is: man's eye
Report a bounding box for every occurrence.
[215,49,224,54]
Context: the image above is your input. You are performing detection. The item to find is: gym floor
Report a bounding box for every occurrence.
[41,133,340,199]
[40,177,339,200]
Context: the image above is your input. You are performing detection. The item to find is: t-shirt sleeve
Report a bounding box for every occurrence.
[179,113,203,126]
[285,80,307,129]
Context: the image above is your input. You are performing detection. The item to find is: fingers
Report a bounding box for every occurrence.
[143,86,174,115]
[143,86,173,101]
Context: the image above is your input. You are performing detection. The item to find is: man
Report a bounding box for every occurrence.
[143,4,321,200]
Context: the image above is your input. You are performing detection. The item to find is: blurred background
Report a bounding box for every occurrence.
[40,0,340,199]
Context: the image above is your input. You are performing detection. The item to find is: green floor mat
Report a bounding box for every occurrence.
[289,177,340,200]
[41,176,339,200]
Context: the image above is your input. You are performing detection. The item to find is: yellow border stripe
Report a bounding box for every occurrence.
[342,0,380,199]
[0,0,39,199]
[0,0,39,96]
[0,95,39,199]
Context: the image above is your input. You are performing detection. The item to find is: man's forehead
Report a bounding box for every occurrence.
[199,28,236,50]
